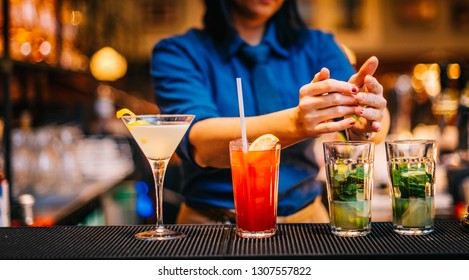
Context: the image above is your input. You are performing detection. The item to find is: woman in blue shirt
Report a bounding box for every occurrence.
[151,0,389,223]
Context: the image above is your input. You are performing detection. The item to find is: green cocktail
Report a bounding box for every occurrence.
[326,160,373,236]
[386,139,437,235]
[389,159,435,234]
[324,141,374,237]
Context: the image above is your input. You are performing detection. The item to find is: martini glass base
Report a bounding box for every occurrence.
[134,227,185,241]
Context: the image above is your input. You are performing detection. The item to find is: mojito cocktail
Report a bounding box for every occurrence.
[386,139,437,235]
[324,141,374,237]
[388,158,435,234]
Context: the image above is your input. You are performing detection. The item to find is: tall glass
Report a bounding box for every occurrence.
[229,139,280,238]
[323,141,374,237]
[121,114,194,240]
[385,139,437,235]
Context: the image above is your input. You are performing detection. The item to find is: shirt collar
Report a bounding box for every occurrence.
[223,21,289,60]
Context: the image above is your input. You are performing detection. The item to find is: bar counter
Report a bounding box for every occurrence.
[1,221,468,259]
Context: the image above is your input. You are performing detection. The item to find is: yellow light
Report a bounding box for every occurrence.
[20,42,32,56]
[39,41,51,56]
[425,64,441,97]
[447,63,461,80]
[71,11,83,26]
[90,47,127,82]
[429,63,440,74]
[411,76,424,93]
[413,64,428,80]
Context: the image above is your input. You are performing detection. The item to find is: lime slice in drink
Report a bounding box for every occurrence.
[401,198,429,227]
[333,201,369,229]
[402,170,427,178]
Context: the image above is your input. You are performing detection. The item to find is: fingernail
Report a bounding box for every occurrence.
[349,119,356,125]
[356,107,364,115]
[373,121,381,132]
[354,93,363,103]
[351,86,358,93]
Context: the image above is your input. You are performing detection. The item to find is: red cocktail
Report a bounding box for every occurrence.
[230,138,280,238]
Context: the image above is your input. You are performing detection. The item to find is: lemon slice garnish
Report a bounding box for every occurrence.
[128,120,150,126]
[116,108,150,126]
[116,108,135,119]
[249,134,279,151]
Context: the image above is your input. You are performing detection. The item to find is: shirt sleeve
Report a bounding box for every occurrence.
[150,33,219,163]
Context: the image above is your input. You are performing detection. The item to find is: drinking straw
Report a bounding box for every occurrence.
[236,78,248,153]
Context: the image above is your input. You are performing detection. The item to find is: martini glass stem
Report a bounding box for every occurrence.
[148,158,170,231]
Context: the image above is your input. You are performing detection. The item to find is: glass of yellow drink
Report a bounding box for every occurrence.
[120,114,194,241]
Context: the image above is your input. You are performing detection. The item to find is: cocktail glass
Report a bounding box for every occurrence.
[323,141,375,237]
[385,139,437,235]
[121,114,194,240]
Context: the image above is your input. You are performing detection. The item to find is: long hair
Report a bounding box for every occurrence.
[203,0,307,47]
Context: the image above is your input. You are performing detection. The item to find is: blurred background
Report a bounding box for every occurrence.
[0,0,468,227]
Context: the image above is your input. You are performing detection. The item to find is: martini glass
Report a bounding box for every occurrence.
[121,114,194,240]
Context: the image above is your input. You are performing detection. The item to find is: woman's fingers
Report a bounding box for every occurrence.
[354,106,384,122]
[303,67,358,97]
[349,56,379,88]
[312,67,330,82]
[312,117,357,135]
[365,75,384,96]
[355,75,385,116]
[303,104,357,124]
[298,72,361,137]
[352,74,386,132]
[300,79,358,97]
[298,60,386,138]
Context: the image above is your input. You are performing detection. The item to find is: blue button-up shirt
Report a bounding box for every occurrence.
[151,23,355,216]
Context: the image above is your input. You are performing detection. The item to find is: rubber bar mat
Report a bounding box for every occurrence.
[0,221,468,259]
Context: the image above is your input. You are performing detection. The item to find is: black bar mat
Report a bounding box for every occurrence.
[228,221,469,259]
[0,221,468,259]
[0,224,231,259]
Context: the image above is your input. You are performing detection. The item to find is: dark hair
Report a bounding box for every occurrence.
[203,0,307,47]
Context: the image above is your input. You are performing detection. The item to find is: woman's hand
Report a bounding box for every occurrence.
[296,67,359,138]
[347,56,388,139]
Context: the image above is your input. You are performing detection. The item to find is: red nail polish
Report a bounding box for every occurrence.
[351,86,358,93]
